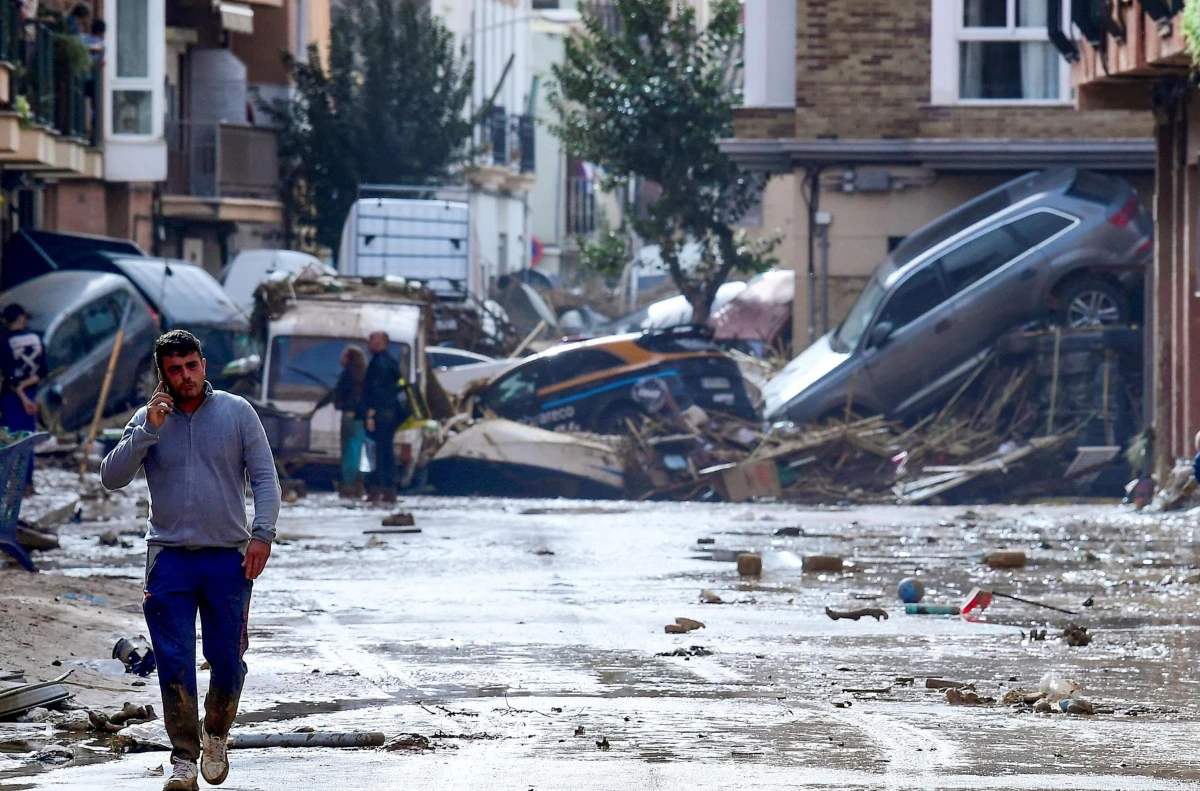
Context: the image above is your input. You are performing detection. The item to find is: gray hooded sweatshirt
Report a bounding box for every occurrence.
[100,384,281,548]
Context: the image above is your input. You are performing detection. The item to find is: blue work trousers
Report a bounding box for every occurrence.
[143,547,253,764]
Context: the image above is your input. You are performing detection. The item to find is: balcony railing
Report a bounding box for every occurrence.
[0,11,102,146]
[566,176,596,235]
[478,108,535,174]
[166,121,280,201]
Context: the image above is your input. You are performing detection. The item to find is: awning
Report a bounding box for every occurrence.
[218,1,254,34]
[719,137,1157,173]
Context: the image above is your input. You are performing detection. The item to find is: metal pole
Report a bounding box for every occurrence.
[819,221,830,335]
[806,167,820,346]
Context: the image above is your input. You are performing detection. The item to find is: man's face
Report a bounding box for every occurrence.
[160,352,206,399]
[9,315,27,331]
[367,333,387,354]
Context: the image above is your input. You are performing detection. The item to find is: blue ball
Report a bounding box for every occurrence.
[897,577,925,604]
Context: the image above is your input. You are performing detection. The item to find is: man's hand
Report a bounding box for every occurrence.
[145,385,174,429]
[242,539,271,580]
[19,393,36,416]
[366,408,376,433]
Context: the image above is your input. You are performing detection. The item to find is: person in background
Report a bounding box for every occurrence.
[64,0,89,34]
[314,345,368,498]
[358,331,411,503]
[0,304,45,496]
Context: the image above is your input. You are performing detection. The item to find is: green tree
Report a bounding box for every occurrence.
[267,0,474,252]
[550,0,776,324]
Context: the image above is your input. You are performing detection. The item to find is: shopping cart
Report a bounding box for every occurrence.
[0,432,50,572]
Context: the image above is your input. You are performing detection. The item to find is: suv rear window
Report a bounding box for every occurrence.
[1066,171,1119,205]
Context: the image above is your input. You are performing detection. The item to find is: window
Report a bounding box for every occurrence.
[109,0,160,138]
[546,349,624,386]
[79,294,124,341]
[938,210,1075,293]
[116,0,148,78]
[267,336,410,402]
[485,364,542,410]
[931,0,1072,105]
[876,267,949,333]
[47,314,88,373]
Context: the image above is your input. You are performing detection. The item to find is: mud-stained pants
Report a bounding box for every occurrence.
[143,547,253,764]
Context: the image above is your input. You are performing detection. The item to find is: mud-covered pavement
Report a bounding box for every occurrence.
[8,495,1200,790]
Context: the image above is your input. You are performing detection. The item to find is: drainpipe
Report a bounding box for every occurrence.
[804,166,822,346]
[816,210,831,335]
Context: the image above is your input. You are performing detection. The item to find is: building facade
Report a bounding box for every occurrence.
[1066,0,1191,478]
[725,0,1154,350]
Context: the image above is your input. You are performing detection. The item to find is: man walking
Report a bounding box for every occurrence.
[0,303,46,495]
[101,330,280,791]
[359,331,411,503]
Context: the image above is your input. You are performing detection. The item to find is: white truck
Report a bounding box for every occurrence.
[254,287,428,481]
[337,184,476,300]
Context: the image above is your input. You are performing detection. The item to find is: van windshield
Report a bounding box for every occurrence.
[268,336,411,402]
[832,278,885,353]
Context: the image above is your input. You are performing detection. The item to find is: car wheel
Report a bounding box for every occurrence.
[134,359,158,406]
[595,403,642,435]
[1060,279,1130,329]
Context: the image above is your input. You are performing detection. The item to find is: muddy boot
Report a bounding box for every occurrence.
[380,487,398,504]
[337,485,357,499]
[365,487,382,504]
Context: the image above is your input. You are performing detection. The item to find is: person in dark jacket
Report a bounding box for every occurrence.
[0,303,46,495]
[358,331,411,503]
[314,345,368,497]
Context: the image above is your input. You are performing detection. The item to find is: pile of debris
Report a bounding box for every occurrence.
[622,343,1115,504]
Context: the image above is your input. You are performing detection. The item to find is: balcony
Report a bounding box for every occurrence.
[0,7,103,176]
[161,120,282,224]
[466,107,536,194]
[566,176,596,235]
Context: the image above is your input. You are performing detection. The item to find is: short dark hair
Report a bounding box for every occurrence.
[154,330,202,373]
[71,2,91,18]
[90,18,105,34]
[2,304,26,324]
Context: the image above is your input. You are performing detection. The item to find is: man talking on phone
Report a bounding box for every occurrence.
[101,330,280,791]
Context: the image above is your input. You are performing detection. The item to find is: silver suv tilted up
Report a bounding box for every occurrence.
[763,168,1151,424]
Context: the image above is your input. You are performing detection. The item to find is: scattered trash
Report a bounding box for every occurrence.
[699,589,723,604]
[596,736,610,750]
[664,617,705,634]
[142,765,165,777]
[112,722,172,753]
[831,700,852,709]
[1039,674,1081,702]
[1059,698,1096,715]
[927,679,974,691]
[364,527,421,535]
[945,688,995,706]
[736,553,762,577]
[773,526,803,537]
[574,726,586,736]
[697,537,715,545]
[365,536,387,549]
[70,658,127,677]
[90,703,157,733]
[533,548,556,556]
[33,745,74,764]
[906,604,960,615]
[656,646,713,658]
[1082,597,1095,607]
[981,551,1027,569]
[385,733,433,751]
[0,672,73,720]
[1062,623,1092,647]
[381,512,415,527]
[961,587,1076,618]
[897,577,925,603]
[112,636,156,677]
[825,606,888,622]
[98,530,120,547]
[802,555,844,573]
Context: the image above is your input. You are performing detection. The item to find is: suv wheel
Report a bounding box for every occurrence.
[595,403,642,435]
[1060,279,1130,329]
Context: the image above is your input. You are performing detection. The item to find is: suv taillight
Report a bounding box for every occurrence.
[1108,195,1140,228]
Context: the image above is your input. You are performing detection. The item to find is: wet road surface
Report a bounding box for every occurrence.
[9,497,1200,789]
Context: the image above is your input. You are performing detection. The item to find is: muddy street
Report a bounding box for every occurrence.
[6,497,1200,789]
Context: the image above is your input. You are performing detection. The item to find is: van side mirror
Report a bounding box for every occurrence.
[869,322,895,349]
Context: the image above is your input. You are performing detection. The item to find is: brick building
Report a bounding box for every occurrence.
[724,0,1153,349]
[1064,1,1192,478]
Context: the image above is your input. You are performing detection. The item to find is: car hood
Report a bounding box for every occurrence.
[761,333,851,419]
